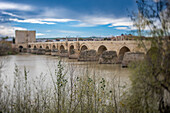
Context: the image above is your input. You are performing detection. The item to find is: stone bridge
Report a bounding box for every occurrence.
[13,30,153,66]
[14,40,151,65]
[28,40,149,54]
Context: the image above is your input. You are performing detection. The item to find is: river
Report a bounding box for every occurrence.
[0,54,131,87]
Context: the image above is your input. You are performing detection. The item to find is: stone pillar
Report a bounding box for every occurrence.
[98,51,118,64]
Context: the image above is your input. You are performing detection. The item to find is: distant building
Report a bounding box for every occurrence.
[15,30,36,44]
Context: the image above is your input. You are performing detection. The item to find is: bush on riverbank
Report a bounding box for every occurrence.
[0,41,18,56]
[125,0,170,112]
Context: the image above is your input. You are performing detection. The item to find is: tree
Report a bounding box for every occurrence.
[2,36,8,40]
[125,0,170,112]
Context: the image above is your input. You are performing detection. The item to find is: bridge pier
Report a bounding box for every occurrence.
[69,48,79,59]
[99,51,118,64]
[27,48,32,53]
[78,50,99,61]
[31,48,38,54]
[51,49,59,56]
[45,49,51,55]
[37,49,45,55]
[69,54,79,59]
[22,48,27,53]
[60,50,69,57]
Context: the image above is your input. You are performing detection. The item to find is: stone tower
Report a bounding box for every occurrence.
[15,30,36,44]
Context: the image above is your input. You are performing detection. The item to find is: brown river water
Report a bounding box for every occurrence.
[0,54,131,87]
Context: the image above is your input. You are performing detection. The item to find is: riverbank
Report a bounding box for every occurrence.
[0,41,18,56]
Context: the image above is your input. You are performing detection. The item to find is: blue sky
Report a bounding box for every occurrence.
[0,0,137,38]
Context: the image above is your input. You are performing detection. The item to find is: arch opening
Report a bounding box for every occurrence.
[69,45,75,55]
[19,46,23,52]
[60,45,65,50]
[28,45,31,48]
[34,45,37,49]
[52,45,56,50]
[60,45,66,53]
[46,46,49,50]
[81,45,88,52]
[118,46,130,62]
[98,45,107,55]
[40,46,42,48]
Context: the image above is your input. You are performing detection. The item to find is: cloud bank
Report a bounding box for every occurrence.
[0,2,34,11]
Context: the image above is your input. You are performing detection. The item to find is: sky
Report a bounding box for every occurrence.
[0,0,138,38]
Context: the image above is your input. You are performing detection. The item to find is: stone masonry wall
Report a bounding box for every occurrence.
[99,51,118,64]
[122,52,145,67]
[78,50,98,61]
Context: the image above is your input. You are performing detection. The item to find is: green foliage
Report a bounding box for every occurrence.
[121,61,161,113]
[127,0,170,112]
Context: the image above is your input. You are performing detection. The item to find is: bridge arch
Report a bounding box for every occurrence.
[60,45,65,50]
[118,46,130,61]
[98,45,107,55]
[46,46,49,50]
[52,45,56,50]
[28,45,31,48]
[69,45,75,55]
[60,45,66,54]
[80,45,88,51]
[40,45,42,48]
[33,45,37,49]
[19,45,23,52]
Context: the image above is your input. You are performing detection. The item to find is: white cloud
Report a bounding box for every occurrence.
[1,11,21,18]
[9,18,56,25]
[42,18,77,22]
[72,16,133,27]
[36,33,45,36]
[41,7,76,18]
[108,21,133,27]
[115,27,129,30]
[0,25,27,37]
[72,23,96,27]
[56,30,82,34]
[0,2,33,11]
[9,18,76,24]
